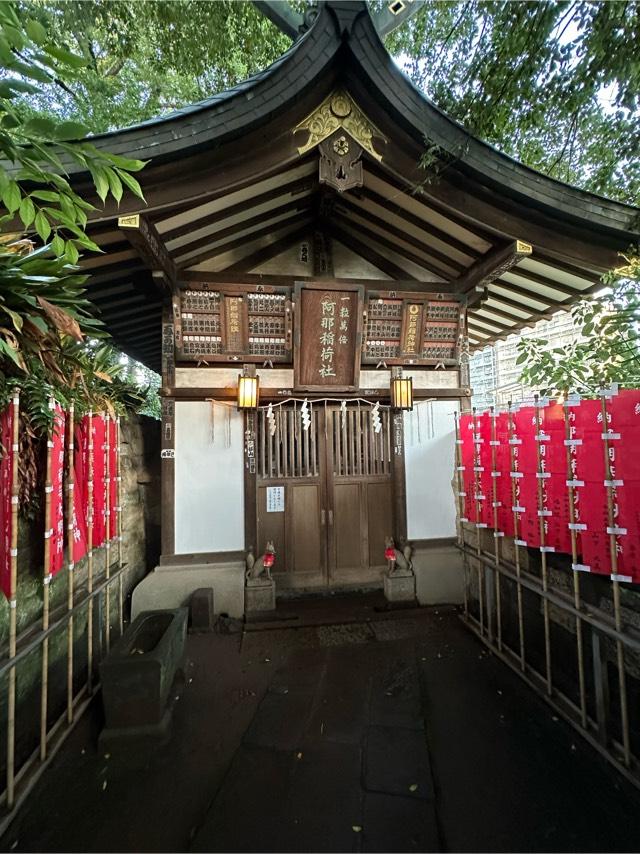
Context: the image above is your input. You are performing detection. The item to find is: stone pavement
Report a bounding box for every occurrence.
[3,597,640,852]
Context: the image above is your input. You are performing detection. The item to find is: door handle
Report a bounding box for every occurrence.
[321,509,326,525]
[328,509,334,526]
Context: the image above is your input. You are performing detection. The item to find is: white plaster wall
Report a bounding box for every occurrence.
[175,367,460,390]
[404,400,459,540]
[174,401,244,554]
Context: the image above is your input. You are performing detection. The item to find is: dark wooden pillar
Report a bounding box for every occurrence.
[391,409,408,545]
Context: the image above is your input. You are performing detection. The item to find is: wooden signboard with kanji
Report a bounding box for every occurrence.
[294,281,364,392]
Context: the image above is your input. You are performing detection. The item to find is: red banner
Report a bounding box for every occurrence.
[49,406,66,577]
[72,417,90,563]
[459,414,476,523]
[0,405,14,599]
[476,413,493,527]
[92,415,106,548]
[494,412,514,536]
[513,406,540,547]
[108,418,118,539]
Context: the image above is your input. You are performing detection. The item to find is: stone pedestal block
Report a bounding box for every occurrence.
[383,571,416,603]
[245,578,276,614]
[189,587,214,633]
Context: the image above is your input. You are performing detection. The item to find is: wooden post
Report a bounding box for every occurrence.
[472,408,484,636]
[161,304,176,557]
[563,396,588,728]
[507,401,526,671]
[453,411,469,619]
[601,393,631,766]
[6,389,19,808]
[489,407,503,652]
[87,412,94,693]
[40,397,55,760]
[66,404,75,724]
[533,395,552,696]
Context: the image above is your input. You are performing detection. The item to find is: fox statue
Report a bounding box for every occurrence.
[384,536,413,577]
[246,541,276,581]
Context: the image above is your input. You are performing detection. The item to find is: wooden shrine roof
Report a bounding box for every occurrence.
[52,0,639,372]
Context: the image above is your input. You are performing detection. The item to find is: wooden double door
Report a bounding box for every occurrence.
[255,403,393,590]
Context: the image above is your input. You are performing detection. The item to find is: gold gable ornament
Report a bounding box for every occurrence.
[294,90,387,193]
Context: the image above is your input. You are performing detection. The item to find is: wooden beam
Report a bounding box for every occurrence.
[223,225,311,274]
[252,0,302,38]
[454,240,533,305]
[329,228,417,282]
[332,213,451,280]
[161,386,471,401]
[335,195,465,274]
[161,171,316,243]
[118,213,178,293]
[176,200,313,269]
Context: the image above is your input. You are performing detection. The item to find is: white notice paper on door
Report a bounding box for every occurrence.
[266,486,285,513]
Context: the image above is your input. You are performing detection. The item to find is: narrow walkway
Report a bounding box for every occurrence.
[4,598,640,852]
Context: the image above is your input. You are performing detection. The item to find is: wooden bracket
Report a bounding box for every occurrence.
[118,214,177,294]
[454,239,533,307]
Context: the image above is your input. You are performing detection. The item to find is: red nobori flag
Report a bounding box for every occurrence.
[540,402,572,554]
[494,412,514,536]
[513,406,540,547]
[92,415,106,548]
[49,406,66,577]
[0,404,14,599]
[459,414,476,522]
[72,417,90,563]
[475,412,493,527]
[108,418,118,540]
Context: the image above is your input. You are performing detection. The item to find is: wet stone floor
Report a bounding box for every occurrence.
[3,596,640,853]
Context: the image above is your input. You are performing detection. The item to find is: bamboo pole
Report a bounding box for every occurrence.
[600,393,631,766]
[533,394,552,696]
[6,389,20,808]
[507,401,526,671]
[490,407,503,652]
[116,416,123,636]
[87,412,94,693]
[39,397,55,761]
[66,404,75,725]
[453,411,469,620]
[472,408,484,636]
[563,395,588,728]
[104,414,111,653]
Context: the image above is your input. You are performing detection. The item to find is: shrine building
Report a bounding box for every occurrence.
[73,0,639,617]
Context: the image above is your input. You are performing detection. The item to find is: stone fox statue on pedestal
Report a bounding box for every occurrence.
[385,536,413,577]
[246,541,275,581]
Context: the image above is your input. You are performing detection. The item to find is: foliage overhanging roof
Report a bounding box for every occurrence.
[67,0,639,371]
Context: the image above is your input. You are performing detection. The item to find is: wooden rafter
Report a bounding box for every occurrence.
[118,213,178,294]
[329,228,415,281]
[224,224,311,273]
[454,240,533,304]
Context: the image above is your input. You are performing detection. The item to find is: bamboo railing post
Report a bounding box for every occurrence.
[104,414,111,653]
[563,394,588,729]
[116,416,123,636]
[87,412,94,693]
[453,411,469,620]
[490,407,503,652]
[600,392,631,766]
[6,389,20,808]
[66,404,75,725]
[39,397,55,761]
[534,394,552,696]
[507,401,526,671]
[472,408,485,636]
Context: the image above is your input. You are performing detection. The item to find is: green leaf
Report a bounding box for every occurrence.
[65,240,79,264]
[43,44,88,68]
[22,115,57,138]
[1,180,20,213]
[115,168,145,201]
[29,190,60,203]
[89,166,109,203]
[25,19,47,45]
[1,304,23,332]
[34,210,51,242]
[19,195,35,227]
[51,233,65,256]
[107,168,123,204]
[54,120,89,141]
